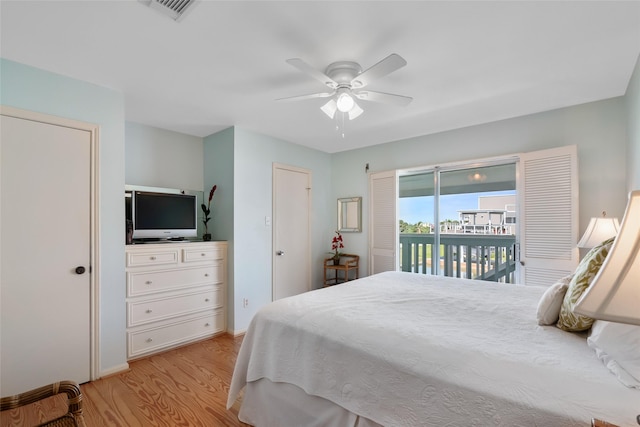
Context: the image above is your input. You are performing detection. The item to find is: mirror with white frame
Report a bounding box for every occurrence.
[338,197,362,232]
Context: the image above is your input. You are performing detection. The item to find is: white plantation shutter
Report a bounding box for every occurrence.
[369,170,398,275]
[519,145,579,286]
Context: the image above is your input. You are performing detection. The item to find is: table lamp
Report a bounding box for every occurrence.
[574,190,640,325]
[577,212,620,249]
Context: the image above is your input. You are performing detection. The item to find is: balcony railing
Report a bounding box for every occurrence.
[399,233,517,283]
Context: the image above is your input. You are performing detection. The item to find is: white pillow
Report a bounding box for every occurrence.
[536,275,571,325]
[588,320,640,388]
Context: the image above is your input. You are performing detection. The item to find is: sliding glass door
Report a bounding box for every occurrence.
[371,145,578,285]
[399,162,517,283]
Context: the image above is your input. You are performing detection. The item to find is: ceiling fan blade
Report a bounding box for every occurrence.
[348,102,364,120]
[320,99,337,119]
[353,90,413,106]
[351,54,407,88]
[276,91,335,102]
[286,58,338,89]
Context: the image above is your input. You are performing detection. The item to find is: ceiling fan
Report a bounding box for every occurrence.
[277,53,412,120]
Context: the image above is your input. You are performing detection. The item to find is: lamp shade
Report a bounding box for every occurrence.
[574,190,640,325]
[577,214,620,248]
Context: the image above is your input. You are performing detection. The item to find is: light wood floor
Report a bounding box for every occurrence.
[1,334,251,427]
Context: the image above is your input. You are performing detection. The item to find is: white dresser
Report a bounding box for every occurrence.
[125,241,227,360]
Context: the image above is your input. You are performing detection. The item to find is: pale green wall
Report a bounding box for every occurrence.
[6,53,636,352]
[125,122,204,191]
[333,98,629,276]
[213,127,332,333]
[0,58,127,374]
[625,54,640,191]
[203,127,235,330]
[121,95,633,334]
[125,121,335,334]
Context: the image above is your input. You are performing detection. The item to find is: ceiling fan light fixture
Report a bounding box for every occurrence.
[280,54,410,123]
[348,102,364,120]
[321,99,338,119]
[336,89,355,112]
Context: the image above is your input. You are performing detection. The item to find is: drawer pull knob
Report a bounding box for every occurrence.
[205,298,210,302]
[146,338,153,343]
[150,256,156,260]
[205,323,210,327]
[204,273,209,277]
[145,281,152,285]
[146,309,152,313]
[201,253,206,256]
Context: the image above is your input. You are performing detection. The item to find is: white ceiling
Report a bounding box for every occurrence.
[1,1,640,153]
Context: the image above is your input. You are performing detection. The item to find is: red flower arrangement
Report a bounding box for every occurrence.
[331,231,344,261]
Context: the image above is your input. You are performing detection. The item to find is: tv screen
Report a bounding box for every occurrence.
[132,191,197,240]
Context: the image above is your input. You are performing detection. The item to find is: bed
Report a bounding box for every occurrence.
[227,271,639,426]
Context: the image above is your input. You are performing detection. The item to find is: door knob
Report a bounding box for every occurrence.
[276,251,285,256]
[75,266,86,275]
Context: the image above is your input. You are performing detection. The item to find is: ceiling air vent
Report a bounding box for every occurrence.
[140,0,197,21]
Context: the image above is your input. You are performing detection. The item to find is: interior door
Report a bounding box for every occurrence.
[1,113,92,395]
[273,164,311,300]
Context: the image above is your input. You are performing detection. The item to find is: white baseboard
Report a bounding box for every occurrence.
[99,362,130,379]
[229,328,246,337]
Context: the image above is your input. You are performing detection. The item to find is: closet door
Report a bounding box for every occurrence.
[1,111,94,394]
[369,170,398,275]
[519,145,579,286]
[272,163,311,300]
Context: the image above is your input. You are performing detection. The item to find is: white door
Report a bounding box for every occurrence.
[518,145,579,286]
[273,164,311,300]
[1,112,93,395]
[369,170,398,275]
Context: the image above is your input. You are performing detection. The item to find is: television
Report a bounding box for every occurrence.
[126,189,198,241]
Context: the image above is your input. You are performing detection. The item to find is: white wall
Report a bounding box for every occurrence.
[332,97,629,276]
[125,122,204,191]
[0,58,128,375]
[626,54,640,191]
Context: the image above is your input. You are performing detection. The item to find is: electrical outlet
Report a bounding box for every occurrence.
[243,298,249,308]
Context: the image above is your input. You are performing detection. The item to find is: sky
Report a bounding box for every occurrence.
[399,190,515,225]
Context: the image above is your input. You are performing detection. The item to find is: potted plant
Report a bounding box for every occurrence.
[330,231,344,265]
[201,185,217,241]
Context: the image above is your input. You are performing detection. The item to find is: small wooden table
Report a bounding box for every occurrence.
[323,254,359,287]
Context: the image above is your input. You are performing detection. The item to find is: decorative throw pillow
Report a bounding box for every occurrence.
[556,237,615,332]
[588,320,640,388]
[536,275,572,325]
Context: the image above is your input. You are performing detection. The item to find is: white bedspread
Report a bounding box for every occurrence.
[228,272,639,426]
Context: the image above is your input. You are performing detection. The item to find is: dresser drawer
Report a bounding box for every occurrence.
[183,246,224,263]
[127,266,216,297]
[127,249,179,267]
[127,287,222,327]
[127,311,224,358]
